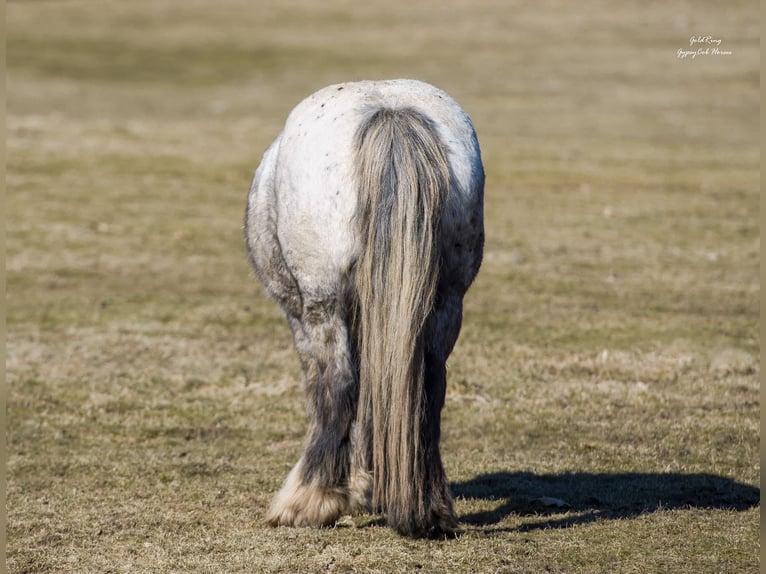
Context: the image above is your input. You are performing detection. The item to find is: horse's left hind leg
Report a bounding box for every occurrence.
[266,295,359,528]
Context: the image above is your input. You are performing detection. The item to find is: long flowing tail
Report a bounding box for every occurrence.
[353,107,451,536]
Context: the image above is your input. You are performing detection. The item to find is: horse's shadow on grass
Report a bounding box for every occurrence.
[451,471,760,532]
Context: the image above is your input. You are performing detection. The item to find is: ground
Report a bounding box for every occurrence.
[6,1,760,572]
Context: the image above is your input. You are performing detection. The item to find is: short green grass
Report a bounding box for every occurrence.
[6,1,759,572]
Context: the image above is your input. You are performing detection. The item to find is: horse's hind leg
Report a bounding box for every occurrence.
[420,292,466,536]
[266,294,359,528]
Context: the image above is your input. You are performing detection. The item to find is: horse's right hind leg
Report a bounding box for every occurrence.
[266,295,361,528]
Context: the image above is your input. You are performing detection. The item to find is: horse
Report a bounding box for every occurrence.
[244,79,484,538]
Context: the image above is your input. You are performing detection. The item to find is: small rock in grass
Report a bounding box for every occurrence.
[532,496,572,509]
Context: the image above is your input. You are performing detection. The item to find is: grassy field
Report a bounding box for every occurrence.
[6,0,760,572]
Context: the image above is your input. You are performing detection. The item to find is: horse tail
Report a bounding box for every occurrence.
[353,107,450,535]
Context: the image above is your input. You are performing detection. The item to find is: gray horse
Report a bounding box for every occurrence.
[244,79,484,538]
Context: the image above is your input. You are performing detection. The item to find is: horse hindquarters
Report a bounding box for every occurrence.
[246,80,484,537]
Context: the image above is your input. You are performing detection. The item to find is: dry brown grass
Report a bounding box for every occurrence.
[6,0,759,572]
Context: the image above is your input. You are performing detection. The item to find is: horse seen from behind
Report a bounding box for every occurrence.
[244,79,484,538]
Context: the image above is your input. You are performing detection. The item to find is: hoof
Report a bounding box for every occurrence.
[266,463,349,528]
[390,491,460,539]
